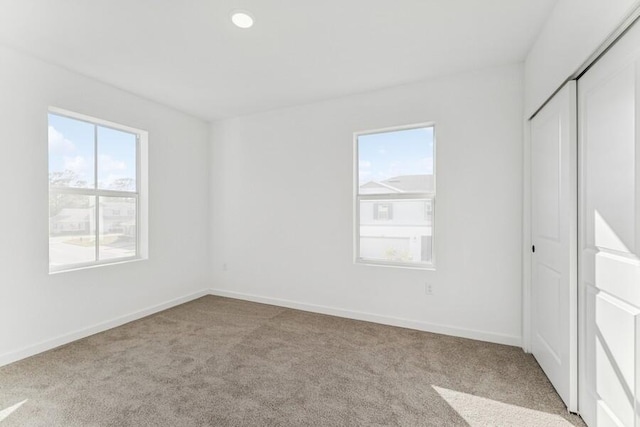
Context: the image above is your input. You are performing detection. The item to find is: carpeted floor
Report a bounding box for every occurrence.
[0,296,585,426]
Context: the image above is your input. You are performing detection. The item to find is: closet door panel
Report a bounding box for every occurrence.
[578,17,640,427]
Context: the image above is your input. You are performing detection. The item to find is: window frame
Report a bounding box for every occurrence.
[353,122,436,270]
[48,107,148,274]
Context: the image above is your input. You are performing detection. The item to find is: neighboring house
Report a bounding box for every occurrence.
[359,175,434,264]
[100,202,136,238]
[49,208,94,235]
[50,201,135,238]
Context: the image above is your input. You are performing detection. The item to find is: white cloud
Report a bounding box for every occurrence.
[387,161,403,177]
[358,160,373,183]
[64,155,89,176]
[48,126,76,154]
[98,154,126,172]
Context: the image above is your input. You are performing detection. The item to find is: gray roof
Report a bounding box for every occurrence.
[360,174,434,194]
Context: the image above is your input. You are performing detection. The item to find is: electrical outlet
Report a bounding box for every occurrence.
[425,282,434,295]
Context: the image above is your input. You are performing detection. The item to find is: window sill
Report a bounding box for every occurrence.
[48,257,147,275]
[355,259,435,271]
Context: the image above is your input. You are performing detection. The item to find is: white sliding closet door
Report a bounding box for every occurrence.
[578,18,640,427]
[531,81,578,412]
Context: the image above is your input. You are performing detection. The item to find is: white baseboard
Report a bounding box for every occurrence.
[0,289,210,368]
[0,287,522,368]
[209,288,522,347]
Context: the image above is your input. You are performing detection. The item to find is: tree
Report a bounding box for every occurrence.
[48,170,90,217]
[108,177,135,191]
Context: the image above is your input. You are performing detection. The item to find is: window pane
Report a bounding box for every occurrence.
[358,127,434,194]
[97,126,137,191]
[48,114,95,189]
[49,194,96,267]
[359,198,433,264]
[99,197,136,260]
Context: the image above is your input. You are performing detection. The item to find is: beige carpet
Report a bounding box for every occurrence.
[0,296,585,426]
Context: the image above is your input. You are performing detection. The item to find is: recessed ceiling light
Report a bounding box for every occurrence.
[231,11,254,29]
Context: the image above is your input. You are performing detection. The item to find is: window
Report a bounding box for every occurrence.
[374,202,393,220]
[48,109,147,272]
[355,125,435,268]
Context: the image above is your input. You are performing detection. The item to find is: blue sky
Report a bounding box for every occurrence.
[358,126,434,185]
[48,113,136,189]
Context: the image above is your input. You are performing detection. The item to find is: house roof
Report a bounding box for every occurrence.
[360,175,434,195]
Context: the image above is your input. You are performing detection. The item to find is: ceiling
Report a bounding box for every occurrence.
[0,0,557,121]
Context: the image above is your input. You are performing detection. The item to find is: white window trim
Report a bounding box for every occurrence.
[48,107,149,274]
[353,122,436,270]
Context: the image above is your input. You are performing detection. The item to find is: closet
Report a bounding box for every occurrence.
[531,17,640,427]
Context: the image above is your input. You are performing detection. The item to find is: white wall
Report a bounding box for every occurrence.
[524,0,640,117]
[0,46,211,364]
[210,64,524,346]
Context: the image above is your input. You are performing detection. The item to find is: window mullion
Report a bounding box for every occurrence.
[136,134,141,256]
[49,187,96,196]
[94,189,139,198]
[94,124,99,262]
[357,193,434,201]
[48,188,137,198]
